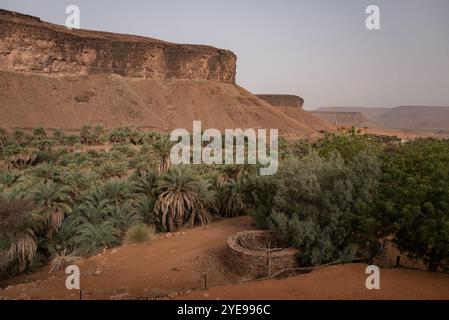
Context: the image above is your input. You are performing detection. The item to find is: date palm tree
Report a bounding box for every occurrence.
[154,166,200,231]
[8,228,37,271]
[0,127,7,156]
[72,221,120,255]
[216,165,242,187]
[217,180,245,217]
[32,182,72,238]
[134,170,158,197]
[151,134,173,173]
[1,196,37,271]
[0,170,23,189]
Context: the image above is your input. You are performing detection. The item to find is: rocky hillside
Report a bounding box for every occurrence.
[0,10,333,137]
[0,9,236,82]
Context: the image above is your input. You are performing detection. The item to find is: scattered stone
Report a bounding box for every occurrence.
[171,267,180,272]
[203,293,209,297]
[94,268,103,275]
[165,233,173,238]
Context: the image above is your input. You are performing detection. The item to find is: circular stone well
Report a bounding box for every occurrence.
[226,230,299,278]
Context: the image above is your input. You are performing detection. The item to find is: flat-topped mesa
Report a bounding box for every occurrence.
[0,9,236,82]
[256,94,304,108]
[311,111,369,127]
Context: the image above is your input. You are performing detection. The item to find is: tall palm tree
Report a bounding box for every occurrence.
[32,182,72,238]
[102,178,134,206]
[134,170,158,197]
[8,229,37,270]
[218,180,245,217]
[1,195,37,271]
[216,165,242,187]
[195,179,216,225]
[154,166,200,231]
[151,135,173,173]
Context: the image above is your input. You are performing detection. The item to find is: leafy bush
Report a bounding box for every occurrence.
[267,151,381,266]
[377,138,449,270]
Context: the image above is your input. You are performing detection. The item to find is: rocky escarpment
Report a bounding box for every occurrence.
[0,10,236,82]
[0,9,336,137]
[255,94,304,108]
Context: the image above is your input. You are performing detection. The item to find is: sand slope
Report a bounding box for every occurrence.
[0,71,329,137]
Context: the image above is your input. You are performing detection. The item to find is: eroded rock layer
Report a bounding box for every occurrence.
[255,94,304,108]
[0,10,236,82]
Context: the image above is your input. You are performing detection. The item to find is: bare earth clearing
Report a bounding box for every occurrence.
[1,216,449,300]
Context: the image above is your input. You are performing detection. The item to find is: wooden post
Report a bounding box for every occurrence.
[203,273,207,289]
[268,242,272,276]
[396,256,401,267]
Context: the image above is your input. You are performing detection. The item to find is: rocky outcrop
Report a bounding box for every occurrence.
[255,94,304,108]
[0,10,236,82]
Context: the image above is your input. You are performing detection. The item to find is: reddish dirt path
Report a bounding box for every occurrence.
[2,215,449,300]
[0,216,253,300]
[179,263,449,300]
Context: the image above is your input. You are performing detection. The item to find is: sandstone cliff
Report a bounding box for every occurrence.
[256,94,304,108]
[0,10,236,82]
[255,94,335,133]
[0,10,334,137]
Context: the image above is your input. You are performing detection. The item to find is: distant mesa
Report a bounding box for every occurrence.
[255,94,304,108]
[314,106,449,135]
[310,111,374,128]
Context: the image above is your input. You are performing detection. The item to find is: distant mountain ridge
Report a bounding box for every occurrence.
[315,106,449,133]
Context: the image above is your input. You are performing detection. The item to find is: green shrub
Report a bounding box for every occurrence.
[268,151,381,266]
[378,138,449,270]
[125,223,155,243]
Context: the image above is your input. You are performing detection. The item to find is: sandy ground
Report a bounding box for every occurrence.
[0,216,252,300]
[178,263,449,300]
[1,216,449,300]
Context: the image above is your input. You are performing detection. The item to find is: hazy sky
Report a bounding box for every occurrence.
[2,0,449,109]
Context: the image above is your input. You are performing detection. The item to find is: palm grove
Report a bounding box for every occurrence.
[1,125,448,279]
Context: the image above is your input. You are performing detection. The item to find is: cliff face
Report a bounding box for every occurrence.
[0,9,335,137]
[255,94,304,108]
[0,10,236,82]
